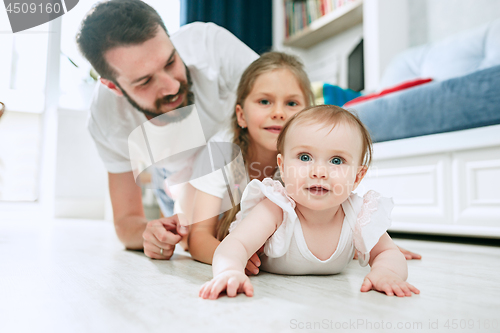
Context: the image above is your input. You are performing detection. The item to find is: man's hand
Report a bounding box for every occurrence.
[142,215,188,259]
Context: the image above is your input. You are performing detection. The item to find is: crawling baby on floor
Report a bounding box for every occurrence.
[199,105,419,299]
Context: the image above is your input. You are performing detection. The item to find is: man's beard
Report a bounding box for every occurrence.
[118,65,195,123]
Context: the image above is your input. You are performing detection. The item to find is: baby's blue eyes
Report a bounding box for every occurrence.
[298,154,344,164]
[299,154,311,162]
[331,157,343,165]
[259,99,270,105]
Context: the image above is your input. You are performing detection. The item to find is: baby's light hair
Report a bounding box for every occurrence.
[276,105,373,167]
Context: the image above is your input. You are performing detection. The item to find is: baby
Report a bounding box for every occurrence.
[199,105,420,299]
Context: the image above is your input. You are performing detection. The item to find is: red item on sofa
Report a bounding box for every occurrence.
[343,78,433,107]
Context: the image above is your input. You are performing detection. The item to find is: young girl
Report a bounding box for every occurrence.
[187,52,314,274]
[199,105,420,299]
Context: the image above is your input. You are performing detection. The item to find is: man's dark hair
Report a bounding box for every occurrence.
[76,0,168,81]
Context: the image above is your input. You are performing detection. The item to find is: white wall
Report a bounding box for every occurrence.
[273,0,500,91]
[55,107,107,219]
[422,0,500,44]
[363,0,409,91]
[408,0,500,47]
[0,111,41,202]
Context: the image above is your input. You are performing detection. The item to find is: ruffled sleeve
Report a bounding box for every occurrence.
[228,178,298,258]
[351,190,394,266]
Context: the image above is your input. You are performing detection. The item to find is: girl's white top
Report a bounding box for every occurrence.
[188,129,281,216]
[229,178,394,275]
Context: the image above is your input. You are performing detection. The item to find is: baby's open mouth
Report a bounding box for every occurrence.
[306,185,330,195]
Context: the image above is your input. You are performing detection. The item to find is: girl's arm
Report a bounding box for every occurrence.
[187,190,262,275]
[199,198,282,299]
[187,190,221,265]
[360,233,420,297]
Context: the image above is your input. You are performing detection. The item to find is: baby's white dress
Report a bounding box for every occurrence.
[229,178,394,275]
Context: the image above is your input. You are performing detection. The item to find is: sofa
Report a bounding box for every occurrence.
[350,18,500,238]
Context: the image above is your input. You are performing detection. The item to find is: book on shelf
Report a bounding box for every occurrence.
[284,0,356,38]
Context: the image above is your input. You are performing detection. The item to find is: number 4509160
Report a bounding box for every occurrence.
[444,319,498,330]
[6,2,62,14]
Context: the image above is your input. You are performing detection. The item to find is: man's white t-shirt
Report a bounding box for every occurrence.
[88,22,258,175]
[189,128,235,199]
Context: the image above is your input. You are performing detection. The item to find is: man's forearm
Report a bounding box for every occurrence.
[114,215,148,250]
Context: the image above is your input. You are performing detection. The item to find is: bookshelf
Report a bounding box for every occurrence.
[283,0,363,49]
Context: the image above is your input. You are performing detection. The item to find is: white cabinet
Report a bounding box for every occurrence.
[359,154,453,226]
[355,125,500,238]
[453,148,500,228]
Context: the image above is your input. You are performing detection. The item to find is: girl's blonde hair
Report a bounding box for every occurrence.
[215,52,314,241]
[277,105,373,167]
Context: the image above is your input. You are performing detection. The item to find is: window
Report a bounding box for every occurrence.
[0,0,180,205]
[0,9,49,202]
[0,6,48,92]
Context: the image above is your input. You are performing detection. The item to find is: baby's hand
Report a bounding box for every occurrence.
[361,268,420,297]
[199,270,254,300]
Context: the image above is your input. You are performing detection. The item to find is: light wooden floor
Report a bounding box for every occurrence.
[1,219,499,333]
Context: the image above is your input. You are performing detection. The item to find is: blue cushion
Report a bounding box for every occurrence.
[323,84,361,106]
[350,65,500,142]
